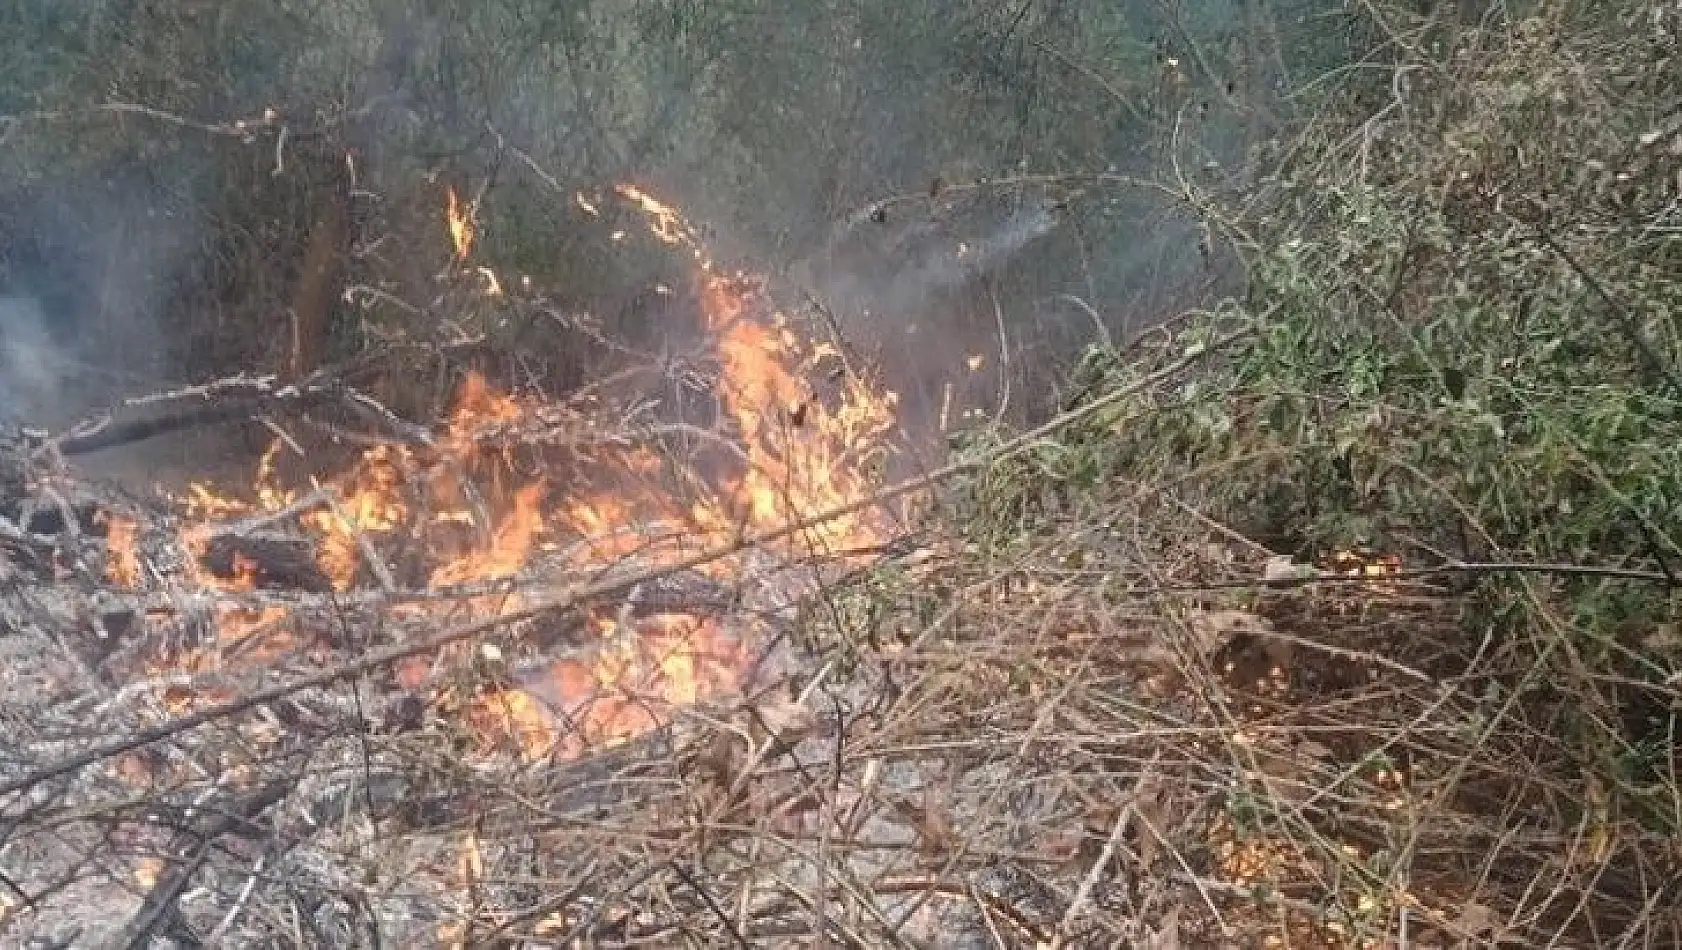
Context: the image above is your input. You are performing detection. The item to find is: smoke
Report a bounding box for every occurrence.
[0,295,69,425]
[0,162,211,432]
[1,0,1272,438]
[803,198,1064,323]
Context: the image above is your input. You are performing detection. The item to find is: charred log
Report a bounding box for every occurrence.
[201,530,332,592]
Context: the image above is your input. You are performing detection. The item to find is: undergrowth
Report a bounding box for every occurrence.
[930,0,1682,941]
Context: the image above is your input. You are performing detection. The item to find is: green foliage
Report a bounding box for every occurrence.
[955,0,1682,829]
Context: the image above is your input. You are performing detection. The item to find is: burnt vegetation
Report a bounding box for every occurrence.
[2,0,1681,947]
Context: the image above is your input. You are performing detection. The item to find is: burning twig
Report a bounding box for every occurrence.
[317,488,398,593]
[209,488,333,538]
[798,292,864,382]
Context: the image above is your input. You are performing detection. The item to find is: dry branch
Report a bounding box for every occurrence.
[48,374,429,458]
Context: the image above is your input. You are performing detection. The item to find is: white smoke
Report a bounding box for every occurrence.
[0,295,67,423]
[796,196,1063,322]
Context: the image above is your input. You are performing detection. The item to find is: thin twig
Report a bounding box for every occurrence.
[1533,225,1682,399]
[668,862,752,950]
[1050,779,1140,947]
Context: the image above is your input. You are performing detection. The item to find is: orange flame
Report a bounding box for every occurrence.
[302,446,411,591]
[430,480,547,591]
[614,183,701,255]
[105,514,141,588]
[131,185,899,762]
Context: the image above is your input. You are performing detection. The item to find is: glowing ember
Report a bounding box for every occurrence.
[212,604,294,658]
[466,686,557,759]
[133,857,165,890]
[446,186,475,260]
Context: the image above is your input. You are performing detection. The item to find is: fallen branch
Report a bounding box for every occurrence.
[48,374,430,457]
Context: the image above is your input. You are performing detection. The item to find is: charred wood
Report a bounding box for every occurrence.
[115,778,293,950]
[201,530,332,592]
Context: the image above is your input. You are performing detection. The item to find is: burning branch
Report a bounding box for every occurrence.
[446,186,475,261]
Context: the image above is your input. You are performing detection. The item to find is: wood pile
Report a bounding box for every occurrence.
[0,411,770,948]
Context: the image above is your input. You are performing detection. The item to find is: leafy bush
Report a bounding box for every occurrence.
[960,0,1682,846]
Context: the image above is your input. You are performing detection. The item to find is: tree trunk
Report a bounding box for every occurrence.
[286,180,349,382]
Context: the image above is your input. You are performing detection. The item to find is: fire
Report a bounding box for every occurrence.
[700,274,895,550]
[301,445,411,590]
[446,186,474,260]
[104,513,141,587]
[443,369,525,454]
[613,184,897,551]
[119,183,898,764]
[429,480,547,591]
[614,183,700,255]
